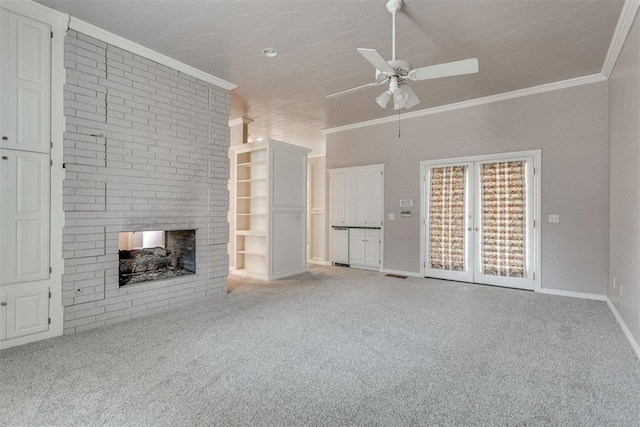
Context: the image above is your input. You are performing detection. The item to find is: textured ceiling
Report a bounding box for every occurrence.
[36,0,624,153]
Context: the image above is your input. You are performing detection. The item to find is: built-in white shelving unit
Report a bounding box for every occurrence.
[231,140,311,280]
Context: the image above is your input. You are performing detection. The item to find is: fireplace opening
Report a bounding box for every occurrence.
[118,230,196,287]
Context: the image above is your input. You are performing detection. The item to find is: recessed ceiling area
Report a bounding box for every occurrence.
[36,0,625,153]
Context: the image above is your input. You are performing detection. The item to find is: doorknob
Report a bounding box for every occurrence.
[1,156,7,160]
[2,136,7,140]
[475,227,479,231]
[467,227,472,231]
[0,302,6,306]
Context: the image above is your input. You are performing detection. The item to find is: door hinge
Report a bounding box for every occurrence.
[533,167,536,176]
[533,272,536,280]
[50,31,53,39]
[48,318,51,324]
[533,220,536,228]
[49,291,52,298]
[49,266,52,273]
[50,159,53,166]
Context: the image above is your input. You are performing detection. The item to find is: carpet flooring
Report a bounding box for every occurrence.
[2,265,639,426]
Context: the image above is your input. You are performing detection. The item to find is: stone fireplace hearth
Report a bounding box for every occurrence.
[118,230,196,287]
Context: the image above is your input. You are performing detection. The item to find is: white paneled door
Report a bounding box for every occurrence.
[424,155,536,290]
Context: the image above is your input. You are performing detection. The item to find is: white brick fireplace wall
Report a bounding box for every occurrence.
[62,31,230,334]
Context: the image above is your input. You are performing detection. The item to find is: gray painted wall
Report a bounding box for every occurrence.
[609,11,640,344]
[327,82,610,295]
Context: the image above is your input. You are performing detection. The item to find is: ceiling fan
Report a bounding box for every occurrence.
[327,0,479,110]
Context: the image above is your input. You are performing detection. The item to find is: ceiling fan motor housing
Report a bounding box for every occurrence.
[375,59,412,82]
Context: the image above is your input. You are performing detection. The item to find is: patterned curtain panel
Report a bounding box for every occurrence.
[429,166,466,271]
[481,161,526,278]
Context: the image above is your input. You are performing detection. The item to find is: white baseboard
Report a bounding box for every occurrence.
[382,268,423,278]
[538,288,607,301]
[607,298,640,361]
[307,259,331,266]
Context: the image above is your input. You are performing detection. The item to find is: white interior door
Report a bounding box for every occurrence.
[424,156,536,290]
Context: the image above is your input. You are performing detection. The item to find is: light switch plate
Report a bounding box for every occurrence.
[399,199,413,207]
[549,214,560,223]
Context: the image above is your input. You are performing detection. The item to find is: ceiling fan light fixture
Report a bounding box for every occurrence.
[376,91,392,108]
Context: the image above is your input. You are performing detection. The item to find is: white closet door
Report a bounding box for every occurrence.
[330,174,344,225]
[364,229,380,268]
[0,9,51,153]
[0,293,6,341]
[0,150,50,285]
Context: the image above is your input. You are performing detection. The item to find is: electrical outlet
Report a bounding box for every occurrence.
[613,277,616,289]
[620,284,624,297]
[388,213,395,220]
[549,214,560,223]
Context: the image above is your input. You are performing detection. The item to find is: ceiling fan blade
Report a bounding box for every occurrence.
[357,48,395,74]
[408,58,479,81]
[326,81,384,98]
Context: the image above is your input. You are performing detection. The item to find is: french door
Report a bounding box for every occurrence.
[423,153,537,290]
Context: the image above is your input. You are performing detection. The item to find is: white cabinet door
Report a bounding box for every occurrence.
[343,174,357,225]
[331,228,349,264]
[0,150,50,285]
[366,170,383,226]
[0,9,51,153]
[6,287,49,339]
[349,229,366,266]
[330,174,344,225]
[364,229,381,268]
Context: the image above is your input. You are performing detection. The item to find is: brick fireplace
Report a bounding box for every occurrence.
[61,30,230,334]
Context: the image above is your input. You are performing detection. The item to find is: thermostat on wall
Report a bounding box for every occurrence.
[399,199,413,207]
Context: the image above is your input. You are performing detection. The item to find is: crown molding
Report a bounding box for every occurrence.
[323,73,607,135]
[602,0,640,78]
[228,117,254,127]
[0,0,64,26]
[68,16,237,91]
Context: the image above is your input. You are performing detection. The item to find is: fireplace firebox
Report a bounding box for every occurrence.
[118,230,196,287]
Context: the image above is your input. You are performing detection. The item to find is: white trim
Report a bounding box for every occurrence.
[323,74,606,135]
[382,269,423,278]
[308,259,331,266]
[602,0,640,77]
[607,297,640,361]
[539,288,607,301]
[68,17,236,91]
[0,0,61,23]
[327,163,386,173]
[228,117,253,127]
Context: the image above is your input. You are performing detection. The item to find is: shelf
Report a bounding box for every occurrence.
[236,230,267,237]
[238,160,267,167]
[237,250,267,257]
[237,177,267,183]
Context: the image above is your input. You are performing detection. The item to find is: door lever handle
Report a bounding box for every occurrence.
[0,302,7,306]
